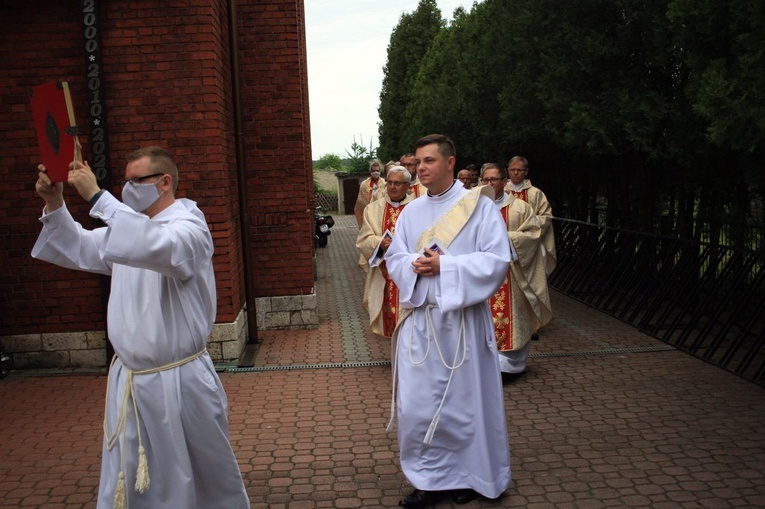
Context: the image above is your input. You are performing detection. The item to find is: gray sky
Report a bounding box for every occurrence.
[305,0,476,159]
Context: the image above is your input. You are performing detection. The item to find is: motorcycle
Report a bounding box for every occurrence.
[314,205,335,248]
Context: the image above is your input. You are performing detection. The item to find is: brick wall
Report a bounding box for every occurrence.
[0,0,314,368]
[1,2,94,337]
[237,0,315,298]
[101,0,245,324]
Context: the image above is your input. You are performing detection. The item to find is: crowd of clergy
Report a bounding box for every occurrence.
[355,153,556,381]
[354,142,557,508]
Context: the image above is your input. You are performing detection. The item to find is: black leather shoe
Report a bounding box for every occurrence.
[453,489,478,504]
[501,371,526,384]
[399,489,437,508]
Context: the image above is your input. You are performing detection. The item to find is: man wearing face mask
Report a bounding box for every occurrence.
[32,147,249,509]
[354,158,386,228]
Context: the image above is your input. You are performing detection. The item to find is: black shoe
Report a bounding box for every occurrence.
[501,371,526,384]
[453,489,478,504]
[399,489,437,508]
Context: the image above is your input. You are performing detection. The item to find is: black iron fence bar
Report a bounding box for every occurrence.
[719,268,765,370]
[687,252,754,354]
[550,218,764,386]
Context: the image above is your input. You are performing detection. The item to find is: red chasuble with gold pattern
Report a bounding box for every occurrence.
[510,189,529,203]
[408,182,426,198]
[379,202,406,336]
[490,206,513,350]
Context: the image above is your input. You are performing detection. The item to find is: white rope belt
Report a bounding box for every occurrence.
[387,305,467,444]
[104,348,207,509]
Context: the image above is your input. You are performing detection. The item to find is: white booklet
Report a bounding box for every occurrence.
[419,238,451,257]
[369,230,393,267]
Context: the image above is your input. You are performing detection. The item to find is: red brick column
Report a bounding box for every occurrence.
[0,0,315,368]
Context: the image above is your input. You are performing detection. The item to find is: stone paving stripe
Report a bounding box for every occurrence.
[224,361,392,372]
[529,344,676,358]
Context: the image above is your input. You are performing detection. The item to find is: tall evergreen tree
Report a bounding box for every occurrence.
[376,0,764,246]
[378,0,443,160]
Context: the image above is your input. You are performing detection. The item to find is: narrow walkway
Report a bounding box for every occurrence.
[1,215,764,508]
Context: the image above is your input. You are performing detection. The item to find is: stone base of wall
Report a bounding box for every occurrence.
[0,330,109,370]
[256,292,318,329]
[0,309,249,370]
[207,307,248,363]
[0,292,318,371]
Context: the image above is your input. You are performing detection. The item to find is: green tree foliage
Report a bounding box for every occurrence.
[378,0,443,161]
[345,135,378,173]
[314,153,346,172]
[668,0,765,154]
[403,6,483,163]
[378,0,764,249]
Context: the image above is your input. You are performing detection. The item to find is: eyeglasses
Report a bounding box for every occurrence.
[458,177,472,182]
[124,173,165,186]
[403,163,416,168]
[481,178,504,184]
[386,181,408,187]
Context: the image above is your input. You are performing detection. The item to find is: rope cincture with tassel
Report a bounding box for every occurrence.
[113,471,126,509]
[105,364,151,509]
[103,349,206,509]
[387,306,467,445]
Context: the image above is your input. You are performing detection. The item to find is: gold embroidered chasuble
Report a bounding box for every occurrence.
[507,180,557,275]
[354,177,387,227]
[407,182,427,198]
[489,194,553,352]
[356,194,413,337]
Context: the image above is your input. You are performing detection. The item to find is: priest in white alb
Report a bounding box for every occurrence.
[384,134,512,508]
[31,147,249,509]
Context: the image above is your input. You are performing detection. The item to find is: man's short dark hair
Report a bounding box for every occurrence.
[127,146,179,192]
[415,134,456,160]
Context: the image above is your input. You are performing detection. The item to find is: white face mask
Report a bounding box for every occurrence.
[122,180,163,212]
[370,171,381,179]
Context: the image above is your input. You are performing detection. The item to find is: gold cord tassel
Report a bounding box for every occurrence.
[113,471,127,509]
[135,445,150,493]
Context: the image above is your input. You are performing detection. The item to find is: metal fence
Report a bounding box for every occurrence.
[549,218,765,386]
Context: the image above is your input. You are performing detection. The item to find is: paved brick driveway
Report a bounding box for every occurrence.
[2,215,764,508]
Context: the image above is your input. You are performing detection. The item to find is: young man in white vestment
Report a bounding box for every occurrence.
[32,147,249,509]
[384,134,512,507]
[481,163,552,380]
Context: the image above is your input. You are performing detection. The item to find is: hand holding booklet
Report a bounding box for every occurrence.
[369,230,393,267]
[419,239,450,257]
